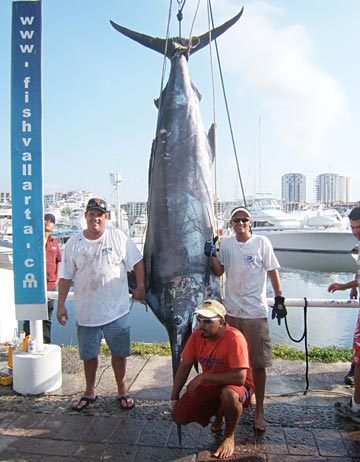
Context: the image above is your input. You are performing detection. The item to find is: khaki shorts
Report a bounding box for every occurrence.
[226,315,272,368]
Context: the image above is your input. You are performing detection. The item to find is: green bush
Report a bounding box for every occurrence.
[66,342,353,363]
[272,344,352,363]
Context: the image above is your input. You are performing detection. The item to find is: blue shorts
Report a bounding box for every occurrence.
[77,315,131,361]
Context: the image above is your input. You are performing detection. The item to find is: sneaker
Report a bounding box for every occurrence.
[344,364,355,386]
[335,400,360,423]
[345,374,355,386]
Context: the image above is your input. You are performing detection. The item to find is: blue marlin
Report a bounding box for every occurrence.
[111,9,243,375]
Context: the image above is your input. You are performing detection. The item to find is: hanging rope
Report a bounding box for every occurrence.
[186,0,201,59]
[208,0,247,207]
[284,297,310,394]
[205,0,221,237]
[154,0,173,136]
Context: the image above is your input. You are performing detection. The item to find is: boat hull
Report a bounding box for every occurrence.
[252,228,358,272]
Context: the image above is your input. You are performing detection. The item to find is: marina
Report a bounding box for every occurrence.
[46,268,359,350]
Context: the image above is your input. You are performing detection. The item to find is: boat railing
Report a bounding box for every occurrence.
[47,291,360,309]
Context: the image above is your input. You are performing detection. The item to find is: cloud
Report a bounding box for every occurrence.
[219,1,349,161]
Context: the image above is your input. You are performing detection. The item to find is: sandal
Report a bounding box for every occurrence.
[72,396,98,412]
[118,395,135,410]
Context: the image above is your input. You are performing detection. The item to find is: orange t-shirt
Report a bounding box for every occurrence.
[181,323,254,392]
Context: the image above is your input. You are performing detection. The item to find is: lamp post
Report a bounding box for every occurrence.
[109,172,122,230]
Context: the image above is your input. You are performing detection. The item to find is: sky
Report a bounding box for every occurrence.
[1,0,359,206]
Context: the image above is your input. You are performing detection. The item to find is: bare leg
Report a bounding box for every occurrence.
[253,367,266,431]
[354,364,360,404]
[83,357,98,397]
[112,355,134,408]
[211,412,224,433]
[72,357,98,410]
[214,388,242,459]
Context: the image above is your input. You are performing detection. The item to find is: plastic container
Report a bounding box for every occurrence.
[8,345,13,368]
[28,339,36,354]
[22,335,31,352]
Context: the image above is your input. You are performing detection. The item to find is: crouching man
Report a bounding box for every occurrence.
[170,300,254,459]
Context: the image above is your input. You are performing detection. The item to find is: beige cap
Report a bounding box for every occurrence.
[230,207,251,219]
[195,300,226,318]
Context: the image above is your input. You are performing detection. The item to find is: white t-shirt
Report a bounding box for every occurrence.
[60,227,142,326]
[218,234,280,319]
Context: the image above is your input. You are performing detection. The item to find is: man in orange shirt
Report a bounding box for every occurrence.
[170,300,254,459]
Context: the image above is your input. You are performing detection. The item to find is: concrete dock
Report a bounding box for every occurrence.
[0,346,359,461]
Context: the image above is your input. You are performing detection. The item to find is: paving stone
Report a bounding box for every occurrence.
[72,440,110,459]
[137,419,172,447]
[1,350,360,462]
[0,411,18,429]
[267,456,329,461]
[51,414,92,441]
[80,415,121,443]
[340,428,360,458]
[0,446,44,461]
[313,428,349,457]
[100,442,138,462]
[135,446,196,462]
[167,422,202,449]
[108,418,147,445]
[285,428,318,456]
[1,412,65,438]
[11,436,79,457]
[249,425,288,455]
[197,426,217,451]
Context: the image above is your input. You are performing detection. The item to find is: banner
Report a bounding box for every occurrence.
[11,1,47,320]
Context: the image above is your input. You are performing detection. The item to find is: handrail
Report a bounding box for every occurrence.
[48,291,360,309]
[267,298,360,308]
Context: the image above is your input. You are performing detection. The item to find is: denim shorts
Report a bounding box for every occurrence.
[77,314,131,361]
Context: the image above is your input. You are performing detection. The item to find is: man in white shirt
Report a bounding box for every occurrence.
[205,207,286,432]
[57,198,145,412]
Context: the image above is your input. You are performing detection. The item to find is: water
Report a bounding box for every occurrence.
[49,268,359,350]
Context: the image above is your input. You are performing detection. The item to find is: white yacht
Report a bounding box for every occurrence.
[222,197,358,272]
[129,214,147,252]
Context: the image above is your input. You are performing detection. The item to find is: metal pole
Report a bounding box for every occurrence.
[48,291,360,309]
[266,298,360,309]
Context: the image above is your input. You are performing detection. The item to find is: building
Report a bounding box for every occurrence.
[123,202,147,223]
[281,173,306,209]
[315,173,351,205]
[0,192,11,205]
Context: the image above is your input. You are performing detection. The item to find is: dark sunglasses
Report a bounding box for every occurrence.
[231,217,250,223]
[87,198,106,209]
[196,316,221,324]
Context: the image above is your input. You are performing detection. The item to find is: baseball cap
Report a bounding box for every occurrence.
[86,198,107,213]
[44,213,56,224]
[230,207,251,219]
[195,300,226,319]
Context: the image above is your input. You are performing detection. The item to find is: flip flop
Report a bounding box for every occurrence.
[72,396,98,412]
[118,395,135,410]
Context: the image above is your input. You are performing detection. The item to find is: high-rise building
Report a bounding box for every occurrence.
[315,173,351,204]
[281,173,306,207]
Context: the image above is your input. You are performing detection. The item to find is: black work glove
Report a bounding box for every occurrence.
[272,296,287,325]
[204,236,218,257]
